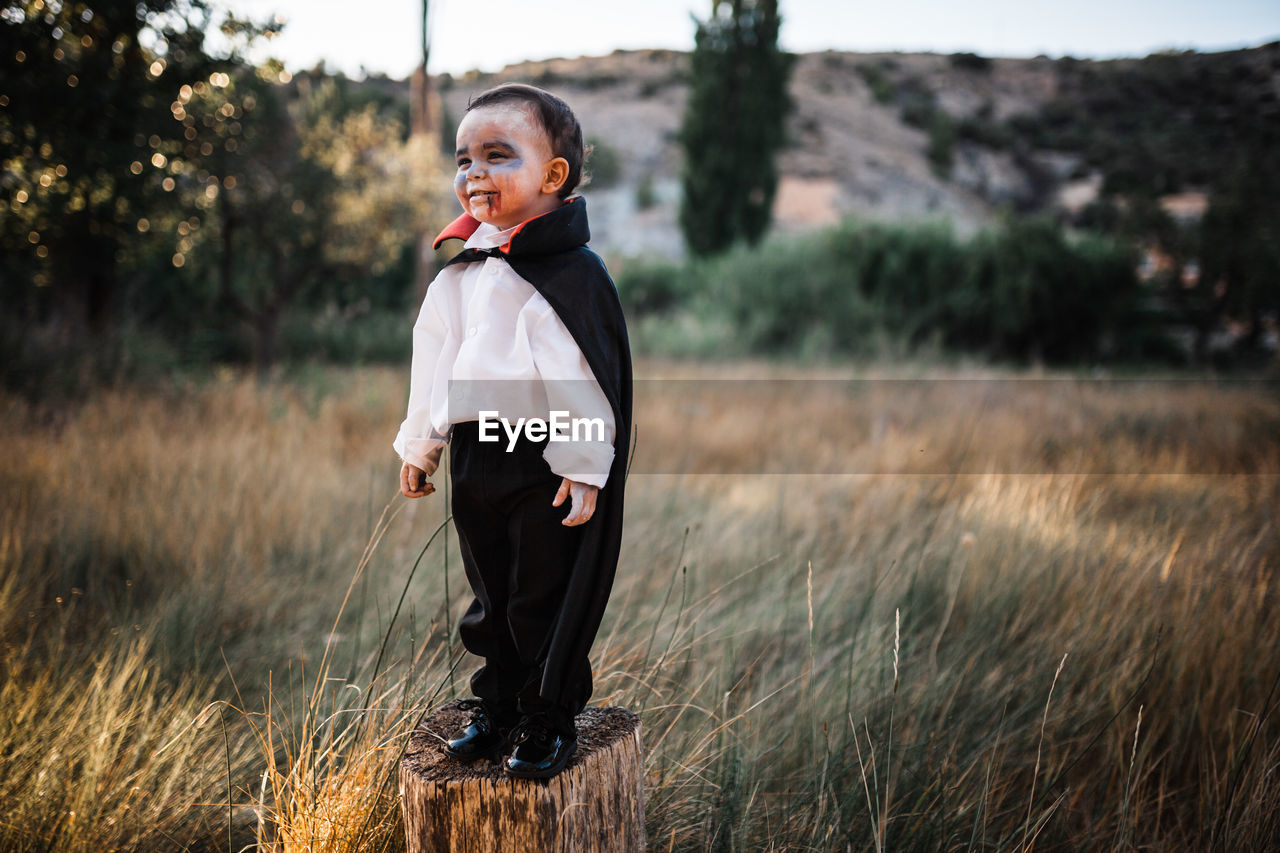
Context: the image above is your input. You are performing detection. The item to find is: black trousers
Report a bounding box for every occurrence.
[449,420,591,732]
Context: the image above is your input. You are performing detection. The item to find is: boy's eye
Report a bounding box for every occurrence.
[456,158,470,169]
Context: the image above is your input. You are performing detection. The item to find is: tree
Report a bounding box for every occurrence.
[0,0,271,339]
[409,0,442,300]
[182,68,449,367]
[1196,150,1280,361]
[409,0,438,138]
[678,0,792,257]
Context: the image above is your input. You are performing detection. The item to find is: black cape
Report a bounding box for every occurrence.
[434,198,632,703]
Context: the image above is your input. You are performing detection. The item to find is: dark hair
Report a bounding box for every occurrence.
[465,83,586,199]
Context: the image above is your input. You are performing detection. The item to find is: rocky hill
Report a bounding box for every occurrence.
[422,42,1280,259]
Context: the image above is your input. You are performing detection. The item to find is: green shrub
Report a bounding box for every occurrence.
[956,101,1014,149]
[856,62,895,105]
[927,111,957,177]
[899,92,937,129]
[699,232,877,355]
[945,218,1143,360]
[585,137,623,189]
[620,217,1157,364]
[949,52,993,72]
[614,260,689,318]
[635,174,659,210]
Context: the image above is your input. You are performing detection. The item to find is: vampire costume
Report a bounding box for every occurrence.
[430,197,632,733]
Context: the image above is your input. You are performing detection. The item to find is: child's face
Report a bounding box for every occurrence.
[454,103,568,231]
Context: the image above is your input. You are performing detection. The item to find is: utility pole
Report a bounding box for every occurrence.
[409,0,439,138]
[410,0,442,299]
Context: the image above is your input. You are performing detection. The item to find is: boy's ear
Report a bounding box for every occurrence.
[542,157,570,195]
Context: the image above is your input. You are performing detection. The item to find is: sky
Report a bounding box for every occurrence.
[217,0,1280,80]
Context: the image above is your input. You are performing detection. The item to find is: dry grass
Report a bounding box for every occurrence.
[1,362,1276,851]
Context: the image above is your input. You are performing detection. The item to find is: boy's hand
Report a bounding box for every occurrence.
[552,478,597,526]
[400,461,436,499]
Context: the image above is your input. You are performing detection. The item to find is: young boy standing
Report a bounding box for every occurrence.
[394,84,631,780]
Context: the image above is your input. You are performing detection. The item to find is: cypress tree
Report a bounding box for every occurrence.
[679,0,792,257]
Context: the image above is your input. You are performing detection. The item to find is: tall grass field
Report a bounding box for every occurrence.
[1,363,1277,851]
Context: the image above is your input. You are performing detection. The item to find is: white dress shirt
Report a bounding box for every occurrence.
[393,221,616,488]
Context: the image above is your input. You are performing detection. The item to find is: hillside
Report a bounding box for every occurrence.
[418,43,1280,259]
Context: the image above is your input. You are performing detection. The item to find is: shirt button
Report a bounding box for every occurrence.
[468,327,477,336]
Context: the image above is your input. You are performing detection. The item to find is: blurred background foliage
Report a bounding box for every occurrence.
[615,216,1158,364]
[1,0,449,395]
[2,1,1277,396]
[1002,49,1280,365]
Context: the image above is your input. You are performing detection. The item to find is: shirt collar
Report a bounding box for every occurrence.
[463,221,521,251]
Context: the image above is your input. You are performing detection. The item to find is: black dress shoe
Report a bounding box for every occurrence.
[505,714,577,780]
[445,700,514,762]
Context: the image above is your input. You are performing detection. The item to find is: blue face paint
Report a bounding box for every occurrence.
[453,105,562,229]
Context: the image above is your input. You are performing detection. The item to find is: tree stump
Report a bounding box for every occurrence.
[400,701,645,853]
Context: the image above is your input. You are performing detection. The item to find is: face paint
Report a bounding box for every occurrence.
[453,104,565,230]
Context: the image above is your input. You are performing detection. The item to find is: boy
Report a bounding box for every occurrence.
[394,84,631,780]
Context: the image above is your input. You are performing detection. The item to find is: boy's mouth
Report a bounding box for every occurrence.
[468,190,496,201]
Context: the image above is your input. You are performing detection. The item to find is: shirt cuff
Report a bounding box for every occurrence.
[394,434,446,477]
[543,440,615,489]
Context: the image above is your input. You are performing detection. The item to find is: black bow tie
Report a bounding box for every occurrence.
[456,247,503,262]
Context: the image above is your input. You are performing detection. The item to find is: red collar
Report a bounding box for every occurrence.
[431,198,581,253]
[432,213,482,249]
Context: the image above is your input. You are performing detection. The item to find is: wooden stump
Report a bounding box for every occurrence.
[400,701,645,853]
